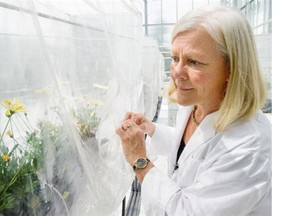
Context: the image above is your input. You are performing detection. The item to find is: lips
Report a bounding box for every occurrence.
[175,80,191,90]
[177,86,193,91]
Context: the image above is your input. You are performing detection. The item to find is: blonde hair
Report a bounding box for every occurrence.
[166,6,266,131]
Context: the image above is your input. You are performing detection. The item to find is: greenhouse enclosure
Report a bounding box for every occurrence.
[0,0,163,215]
[0,0,272,216]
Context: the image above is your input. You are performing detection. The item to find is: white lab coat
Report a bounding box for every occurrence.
[142,106,271,216]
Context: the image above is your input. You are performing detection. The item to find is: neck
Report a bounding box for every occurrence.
[192,104,219,126]
[192,107,201,126]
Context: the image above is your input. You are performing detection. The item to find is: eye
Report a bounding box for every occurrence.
[171,56,179,63]
[188,59,201,66]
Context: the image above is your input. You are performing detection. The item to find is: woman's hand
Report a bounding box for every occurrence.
[124,112,156,137]
[115,120,147,166]
[115,113,155,182]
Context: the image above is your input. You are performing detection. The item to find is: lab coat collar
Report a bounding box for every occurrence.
[177,107,218,167]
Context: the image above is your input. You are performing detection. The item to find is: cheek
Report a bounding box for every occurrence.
[188,73,205,85]
[206,75,228,95]
[193,74,221,95]
[191,75,202,83]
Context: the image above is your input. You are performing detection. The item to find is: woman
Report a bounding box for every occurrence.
[116,6,271,216]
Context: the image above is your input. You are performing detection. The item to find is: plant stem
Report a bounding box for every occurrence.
[0,161,24,200]
[0,117,11,145]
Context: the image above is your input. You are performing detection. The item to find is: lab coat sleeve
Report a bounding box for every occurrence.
[149,123,175,155]
[141,149,271,216]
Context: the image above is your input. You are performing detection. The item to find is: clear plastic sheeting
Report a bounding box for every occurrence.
[0,0,163,215]
[141,37,164,121]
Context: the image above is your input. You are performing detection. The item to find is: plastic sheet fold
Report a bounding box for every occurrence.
[0,0,164,215]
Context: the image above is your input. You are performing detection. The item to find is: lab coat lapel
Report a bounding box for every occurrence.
[168,106,193,174]
[178,111,217,166]
[174,106,193,148]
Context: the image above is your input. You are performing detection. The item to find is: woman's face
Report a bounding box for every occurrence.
[171,28,230,108]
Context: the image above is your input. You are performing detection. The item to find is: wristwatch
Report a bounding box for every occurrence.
[133,157,150,170]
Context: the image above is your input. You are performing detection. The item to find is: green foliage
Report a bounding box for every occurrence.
[0,119,44,214]
[0,98,101,215]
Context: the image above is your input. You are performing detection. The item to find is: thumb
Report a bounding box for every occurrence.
[115,126,125,137]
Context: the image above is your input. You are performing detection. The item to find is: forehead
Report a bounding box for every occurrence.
[172,28,217,53]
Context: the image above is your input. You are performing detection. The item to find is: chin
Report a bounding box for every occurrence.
[177,98,194,106]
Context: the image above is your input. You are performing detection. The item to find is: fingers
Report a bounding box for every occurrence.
[121,122,132,131]
[115,126,124,136]
[124,112,132,121]
[121,112,155,136]
[115,120,135,136]
[117,112,152,139]
[115,118,147,165]
[124,112,145,125]
[133,114,145,125]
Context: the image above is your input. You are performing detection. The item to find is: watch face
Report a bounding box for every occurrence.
[133,157,150,170]
[137,158,147,168]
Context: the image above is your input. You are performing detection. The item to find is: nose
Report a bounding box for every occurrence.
[171,60,187,80]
